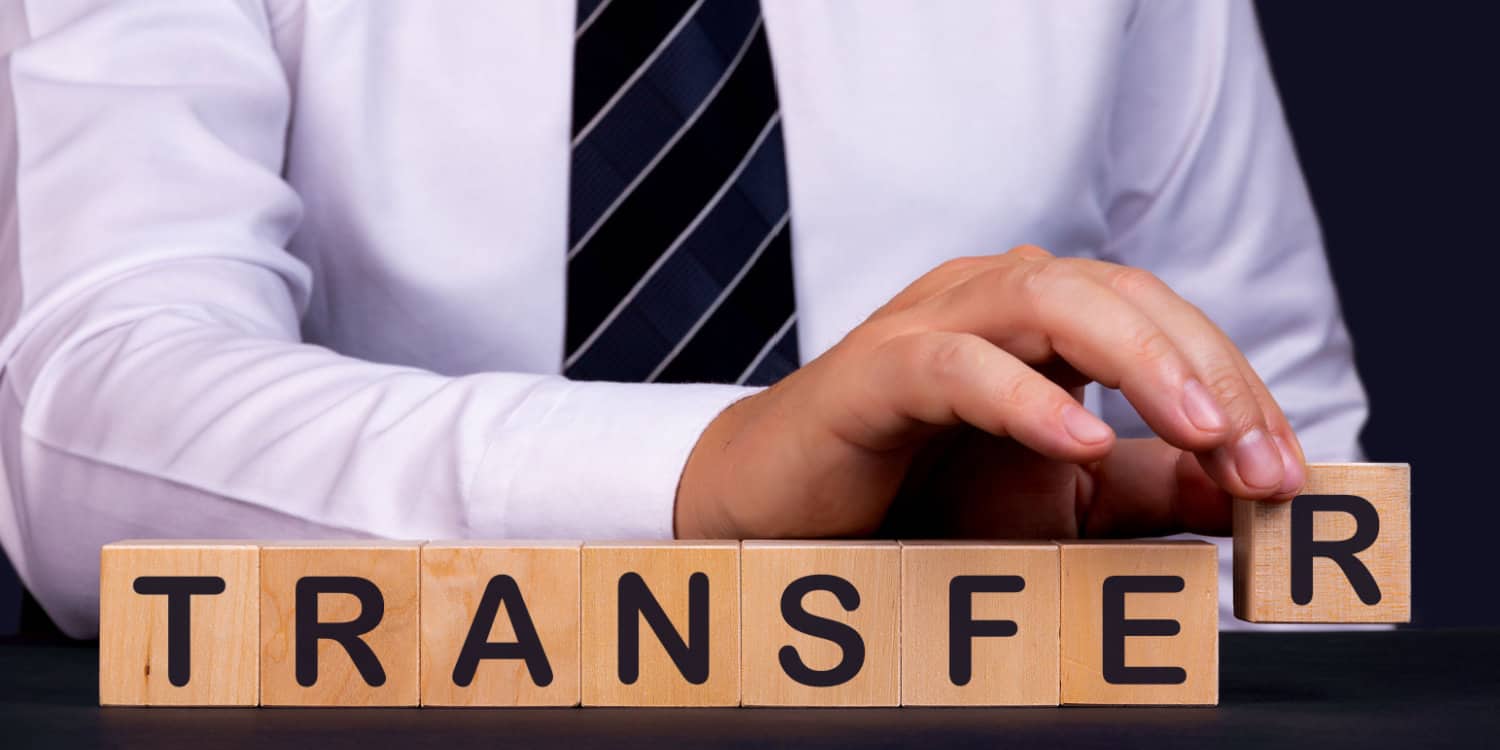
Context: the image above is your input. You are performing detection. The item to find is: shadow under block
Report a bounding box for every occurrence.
[1234,463,1411,623]
[421,542,581,706]
[900,542,1058,706]
[1059,541,1218,706]
[260,541,421,706]
[740,541,900,706]
[99,541,260,706]
[580,542,740,706]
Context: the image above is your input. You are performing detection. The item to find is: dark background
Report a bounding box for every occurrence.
[1254,1,1496,626]
[1,3,1494,634]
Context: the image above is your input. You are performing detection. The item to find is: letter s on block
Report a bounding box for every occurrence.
[778,574,865,688]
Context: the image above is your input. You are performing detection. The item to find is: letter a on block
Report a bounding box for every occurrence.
[421,542,581,706]
[99,541,259,706]
[1059,541,1218,706]
[580,542,739,706]
[1234,463,1411,623]
[740,541,900,707]
[260,541,421,706]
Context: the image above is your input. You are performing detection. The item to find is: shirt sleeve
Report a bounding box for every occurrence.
[0,0,750,637]
[1095,0,1368,462]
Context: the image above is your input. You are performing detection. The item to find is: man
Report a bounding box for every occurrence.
[0,0,1365,637]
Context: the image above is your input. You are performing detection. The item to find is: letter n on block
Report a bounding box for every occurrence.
[421,541,581,706]
[1059,541,1217,706]
[260,541,421,706]
[740,541,900,707]
[1234,463,1411,623]
[580,542,739,706]
[99,541,259,706]
[900,542,1058,706]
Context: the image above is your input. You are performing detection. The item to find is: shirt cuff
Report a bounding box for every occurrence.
[469,379,756,540]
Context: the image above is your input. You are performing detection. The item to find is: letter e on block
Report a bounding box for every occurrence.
[99,541,259,706]
[900,542,1058,706]
[421,541,581,706]
[1059,540,1217,706]
[260,541,421,706]
[581,542,740,706]
[740,541,900,707]
[1234,463,1410,623]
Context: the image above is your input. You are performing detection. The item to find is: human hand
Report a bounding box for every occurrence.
[674,246,1305,540]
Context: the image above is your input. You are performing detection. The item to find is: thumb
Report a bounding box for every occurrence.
[1079,438,1232,538]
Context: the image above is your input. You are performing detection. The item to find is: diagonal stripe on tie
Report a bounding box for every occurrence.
[566,24,777,354]
[568,6,764,250]
[567,0,800,387]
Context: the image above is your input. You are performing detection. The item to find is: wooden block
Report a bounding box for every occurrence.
[99,541,260,706]
[899,542,1058,706]
[1059,540,1217,706]
[260,541,421,706]
[580,541,740,706]
[740,541,900,706]
[1234,462,1411,623]
[420,541,581,706]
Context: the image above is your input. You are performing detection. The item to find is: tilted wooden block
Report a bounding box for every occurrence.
[260,541,421,706]
[900,542,1058,706]
[1234,463,1411,623]
[1059,540,1217,706]
[580,542,740,706]
[99,541,260,706]
[740,541,900,707]
[421,541,581,706]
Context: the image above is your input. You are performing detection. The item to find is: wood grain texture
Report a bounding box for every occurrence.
[1059,541,1217,706]
[1234,463,1411,623]
[580,542,740,706]
[900,542,1058,706]
[260,542,421,706]
[740,541,900,707]
[420,542,581,706]
[99,541,260,706]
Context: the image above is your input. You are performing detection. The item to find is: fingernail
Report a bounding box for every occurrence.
[1273,435,1305,496]
[1233,428,1283,490]
[1181,378,1229,433]
[1062,405,1113,445]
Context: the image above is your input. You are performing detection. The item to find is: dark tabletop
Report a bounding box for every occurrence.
[2,630,1495,749]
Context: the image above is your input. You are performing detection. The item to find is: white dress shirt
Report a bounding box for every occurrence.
[0,0,1367,637]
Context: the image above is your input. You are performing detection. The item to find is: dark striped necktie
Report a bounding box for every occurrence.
[565,0,800,386]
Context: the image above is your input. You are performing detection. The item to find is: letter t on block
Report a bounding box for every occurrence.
[99,541,260,706]
[1234,463,1411,623]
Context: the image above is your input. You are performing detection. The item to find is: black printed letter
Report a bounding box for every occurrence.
[295,576,386,688]
[779,574,865,687]
[132,576,226,687]
[617,572,710,685]
[1291,494,1382,605]
[948,575,1023,686]
[1102,575,1186,685]
[451,574,553,687]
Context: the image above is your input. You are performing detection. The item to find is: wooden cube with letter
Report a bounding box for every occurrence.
[580,541,740,706]
[421,541,582,706]
[740,541,900,707]
[1234,463,1411,623]
[1059,540,1217,706]
[260,541,421,706]
[99,541,260,706]
[900,541,1058,706]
